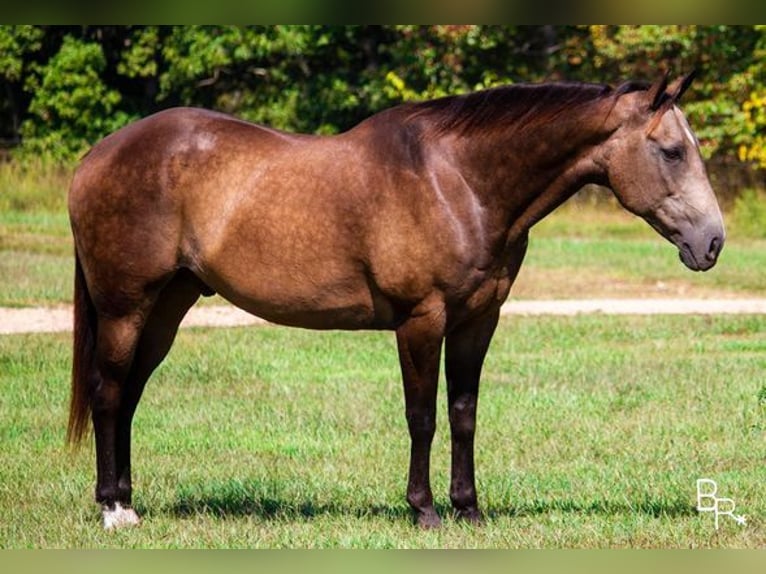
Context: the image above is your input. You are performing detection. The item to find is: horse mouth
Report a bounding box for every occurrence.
[678,244,702,271]
[678,240,720,272]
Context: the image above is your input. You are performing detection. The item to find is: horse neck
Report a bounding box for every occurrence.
[444,103,613,245]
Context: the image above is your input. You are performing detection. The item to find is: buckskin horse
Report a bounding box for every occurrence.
[67,71,724,529]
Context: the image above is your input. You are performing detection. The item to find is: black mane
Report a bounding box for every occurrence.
[404,80,649,136]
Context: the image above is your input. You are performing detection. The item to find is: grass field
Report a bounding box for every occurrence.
[1,314,765,548]
[1,166,765,548]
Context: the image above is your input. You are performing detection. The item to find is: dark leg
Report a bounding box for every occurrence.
[92,313,145,529]
[395,308,445,528]
[95,272,201,529]
[444,308,500,523]
[112,274,202,523]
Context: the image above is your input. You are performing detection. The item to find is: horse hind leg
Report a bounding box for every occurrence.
[91,311,146,529]
[97,270,204,529]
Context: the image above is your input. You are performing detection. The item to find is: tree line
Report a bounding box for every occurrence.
[1,25,765,189]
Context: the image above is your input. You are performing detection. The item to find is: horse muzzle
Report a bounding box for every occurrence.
[645,191,725,273]
[676,225,724,272]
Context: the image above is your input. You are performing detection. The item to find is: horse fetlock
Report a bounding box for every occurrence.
[407,486,434,510]
[95,484,119,504]
[450,484,477,509]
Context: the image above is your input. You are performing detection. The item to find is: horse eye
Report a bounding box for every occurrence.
[660,146,685,163]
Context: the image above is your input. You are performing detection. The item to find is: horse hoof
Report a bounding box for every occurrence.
[456,507,484,525]
[102,502,141,530]
[416,509,442,529]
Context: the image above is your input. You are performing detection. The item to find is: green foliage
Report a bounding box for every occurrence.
[0,25,43,144]
[18,35,133,162]
[587,25,695,74]
[734,26,766,168]
[730,188,766,238]
[0,25,42,82]
[0,24,766,181]
[117,26,160,79]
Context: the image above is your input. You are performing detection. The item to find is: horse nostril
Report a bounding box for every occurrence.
[707,236,722,261]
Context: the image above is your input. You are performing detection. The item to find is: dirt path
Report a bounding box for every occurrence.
[2,298,766,335]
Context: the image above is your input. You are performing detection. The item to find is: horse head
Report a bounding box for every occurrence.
[602,71,725,271]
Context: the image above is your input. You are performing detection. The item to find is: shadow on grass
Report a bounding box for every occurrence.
[160,478,412,522]
[159,478,695,522]
[488,497,697,519]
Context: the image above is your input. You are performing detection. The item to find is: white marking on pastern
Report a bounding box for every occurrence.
[102,502,141,530]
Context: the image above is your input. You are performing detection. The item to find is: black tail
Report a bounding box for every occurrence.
[67,251,96,446]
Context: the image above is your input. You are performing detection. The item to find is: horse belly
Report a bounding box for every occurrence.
[200,264,397,331]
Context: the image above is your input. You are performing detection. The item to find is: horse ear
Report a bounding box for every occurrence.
[648,70,670,111]
[668,69,696,104]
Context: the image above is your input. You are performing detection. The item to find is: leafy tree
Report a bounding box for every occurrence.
[733,26,766,169]
[19,34,132,162]
[0,25,43,146]
[578,26,759,162]
[0,22,763,193]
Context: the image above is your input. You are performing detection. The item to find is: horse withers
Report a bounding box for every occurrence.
[67,71,724,529]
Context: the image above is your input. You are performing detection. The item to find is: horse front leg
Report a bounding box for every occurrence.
[444,308,500,523]
[395,308,446,528]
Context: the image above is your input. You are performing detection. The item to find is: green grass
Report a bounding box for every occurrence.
[1,314,764,547]
[0,208,73,307]
[512,200,766,299]
[0,160,70,214]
